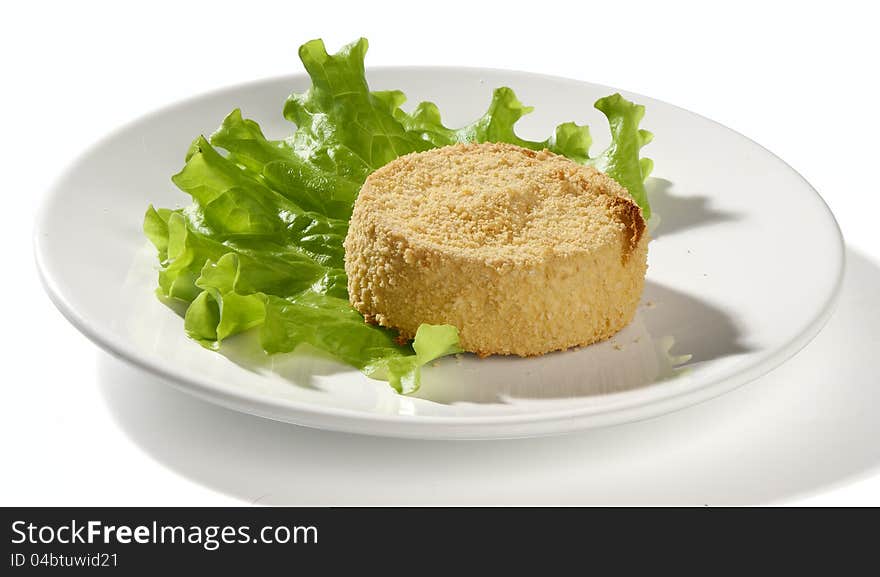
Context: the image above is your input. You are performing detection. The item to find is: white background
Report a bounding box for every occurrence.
[3,0,879,505]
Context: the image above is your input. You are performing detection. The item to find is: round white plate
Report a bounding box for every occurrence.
[35,67,843,439]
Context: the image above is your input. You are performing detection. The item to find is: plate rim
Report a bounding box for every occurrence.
[33,65,846,438]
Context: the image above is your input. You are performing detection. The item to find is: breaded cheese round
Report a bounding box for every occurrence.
[344,142,648,357]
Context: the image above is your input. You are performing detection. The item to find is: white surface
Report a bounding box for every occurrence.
[4,0,879,503]
[34,67,843,438]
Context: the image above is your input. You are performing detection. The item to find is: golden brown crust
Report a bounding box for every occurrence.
[608,195,646,262]
[343,142,649,357]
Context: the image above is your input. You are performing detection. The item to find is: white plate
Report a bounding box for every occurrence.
[35,67,844,439]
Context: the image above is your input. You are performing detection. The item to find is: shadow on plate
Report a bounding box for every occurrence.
[98,248,880,504]
[647,177,741,237]
[218,333,346,392]
[413,280,749,404]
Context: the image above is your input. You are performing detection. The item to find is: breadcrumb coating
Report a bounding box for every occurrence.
[344,142,648,357]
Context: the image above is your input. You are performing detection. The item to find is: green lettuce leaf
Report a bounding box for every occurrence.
[145,37,653,393]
